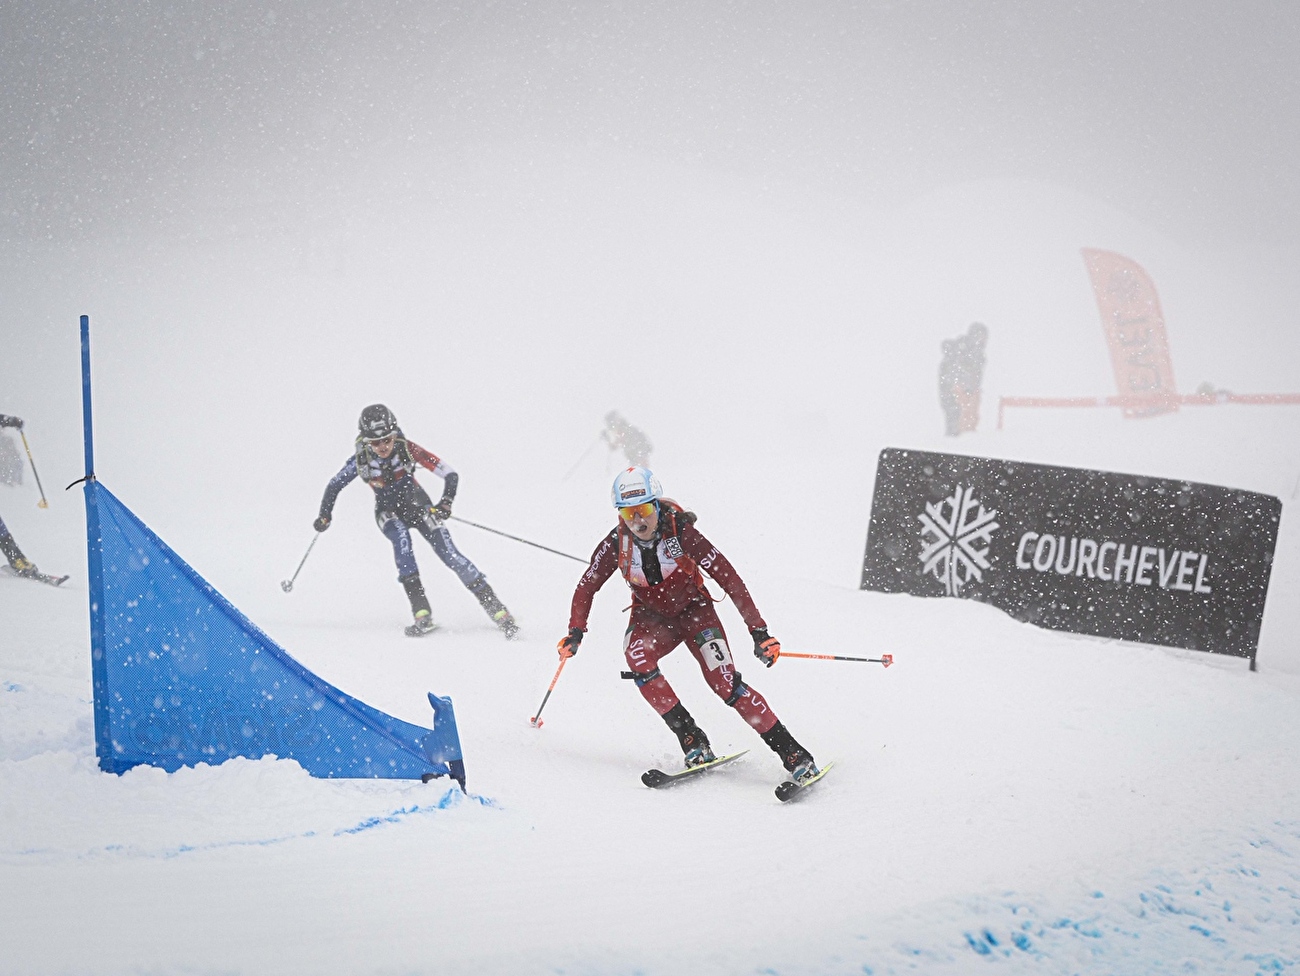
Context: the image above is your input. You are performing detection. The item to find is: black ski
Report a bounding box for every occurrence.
[404,620,441,638]
[642,750,748,788]
[1,565,69,587]
[775,761,835,802]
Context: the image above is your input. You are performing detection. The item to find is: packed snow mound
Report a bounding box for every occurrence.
[5,559,1300,973]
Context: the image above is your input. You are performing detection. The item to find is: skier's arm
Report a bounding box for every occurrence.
[0,414,22,429]
[409,442,458,515]
[680,523,767,632]
[317,457,358,524]
[568,530,620,631]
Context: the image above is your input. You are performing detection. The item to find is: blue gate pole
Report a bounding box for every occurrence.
[81,315,113,770]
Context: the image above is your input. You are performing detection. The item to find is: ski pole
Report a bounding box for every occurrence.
[280,534,320,592]
[530,656,568,728]
[448,515,587,564]
[19,432,48,509]
[560,433,604,482]
[781,652,894,667]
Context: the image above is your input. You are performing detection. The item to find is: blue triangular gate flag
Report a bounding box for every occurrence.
[85,479,465,786]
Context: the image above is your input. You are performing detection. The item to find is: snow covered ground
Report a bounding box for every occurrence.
[2,168,1299,974]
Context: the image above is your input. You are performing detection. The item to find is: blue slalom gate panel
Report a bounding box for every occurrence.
[84,479,465,785]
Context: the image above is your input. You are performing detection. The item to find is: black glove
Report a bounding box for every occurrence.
[0,415,22,430]
[313,515,331,532]
[433,497,453,520]
[751,627,781,667]
[557,627,584,659]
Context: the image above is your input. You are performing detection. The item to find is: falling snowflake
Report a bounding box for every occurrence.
[918,486,999,596]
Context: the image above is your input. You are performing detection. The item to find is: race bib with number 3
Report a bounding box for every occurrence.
[700,638,732,671]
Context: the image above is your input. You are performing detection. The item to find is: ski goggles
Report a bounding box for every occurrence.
[366,435,395,447]
[618,502,657,522]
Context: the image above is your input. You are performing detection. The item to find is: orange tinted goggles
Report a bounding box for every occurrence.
[618,502,656,522]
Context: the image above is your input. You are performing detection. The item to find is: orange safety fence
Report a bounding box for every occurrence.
[998,392,1300,429]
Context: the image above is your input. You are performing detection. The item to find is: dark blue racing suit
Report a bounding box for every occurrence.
[319,435,481,586]
[318,430,516,634]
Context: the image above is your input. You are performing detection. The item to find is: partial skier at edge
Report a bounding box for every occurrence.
[314,404,519,638]
[0,413,58,583]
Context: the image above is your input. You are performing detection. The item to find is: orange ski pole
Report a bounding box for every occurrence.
[781,652,893,667]
[530,656,569,727]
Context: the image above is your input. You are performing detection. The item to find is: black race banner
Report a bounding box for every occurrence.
[861,449,1282,666]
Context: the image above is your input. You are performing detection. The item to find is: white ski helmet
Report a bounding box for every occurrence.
[611,466,662,509]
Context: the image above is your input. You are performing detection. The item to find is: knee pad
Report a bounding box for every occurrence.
[723,671,747,707]
[620,666,662,688]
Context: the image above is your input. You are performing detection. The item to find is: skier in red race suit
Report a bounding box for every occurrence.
[559,466,820,782]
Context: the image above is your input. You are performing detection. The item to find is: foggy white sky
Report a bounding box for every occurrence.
[3,0,1298,248]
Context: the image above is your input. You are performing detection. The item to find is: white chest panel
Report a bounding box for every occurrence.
[627,539,682,588]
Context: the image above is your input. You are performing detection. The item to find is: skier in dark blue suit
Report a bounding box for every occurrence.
[315,404,518,638]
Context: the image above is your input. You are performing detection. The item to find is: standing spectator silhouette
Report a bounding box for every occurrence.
[939,323,988,436]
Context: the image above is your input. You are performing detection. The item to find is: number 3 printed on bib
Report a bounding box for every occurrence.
[701,637,732,671]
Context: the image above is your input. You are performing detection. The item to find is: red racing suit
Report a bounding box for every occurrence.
[569,509,780,734]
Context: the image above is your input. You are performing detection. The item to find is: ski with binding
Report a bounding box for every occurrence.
[775,761,835,802]
[642,750,748,788]
[1,565,70,587]
[404,620,442,638]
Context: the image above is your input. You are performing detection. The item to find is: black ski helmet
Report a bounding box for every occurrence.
[358,404,398,440]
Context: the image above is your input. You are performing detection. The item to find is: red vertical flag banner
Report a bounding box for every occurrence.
[1081,248,1179,418]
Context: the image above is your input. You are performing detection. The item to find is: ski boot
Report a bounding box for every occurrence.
[1,538,37,577]
[684,741,718,769]
[491,608,520,639]
[404,609,439,638]
[662,703,716,768]
[468,577,520,640]
[9,556,39,578]
[400,573,437,636]
[761,720,819,783]
[788,752,820,785]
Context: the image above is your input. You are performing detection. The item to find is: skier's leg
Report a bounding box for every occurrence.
[683,605,817,775]
[379,511,433,630]
[661,702,713,765]
[682,605,776,732]
[399,572,432,617]
[759,720,818,779]
[466,576,520,637]
[378,511,420,579]
[0,515,35,574]
[0,514,18,562]
[412,509,483,587]
[624,612,713,764]
[413,509,518,636]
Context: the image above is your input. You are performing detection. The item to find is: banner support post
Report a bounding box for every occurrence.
[80,314,94,484]
[80,314,113,770]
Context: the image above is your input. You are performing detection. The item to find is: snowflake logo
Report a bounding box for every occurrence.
[918,485,999,596]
